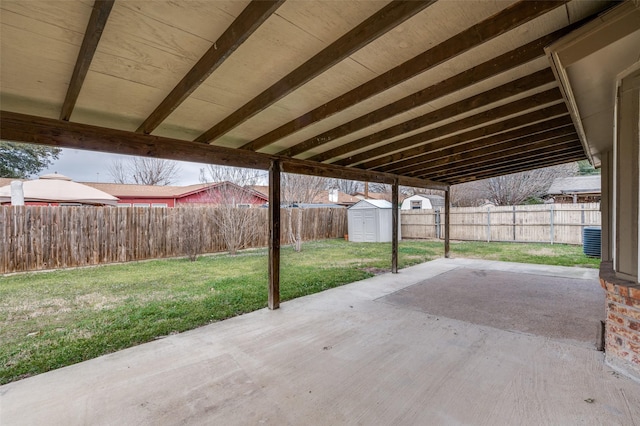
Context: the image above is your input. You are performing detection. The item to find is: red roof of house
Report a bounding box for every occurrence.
[251,186,358,205]
[83,181,267,201]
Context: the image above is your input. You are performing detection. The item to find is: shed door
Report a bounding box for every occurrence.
[351,211,365,241]
[363,210,377,242]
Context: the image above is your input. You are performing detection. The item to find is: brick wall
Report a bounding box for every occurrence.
[600,261,640,381]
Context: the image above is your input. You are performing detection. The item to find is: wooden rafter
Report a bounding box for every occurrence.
[315,68,555,164]
[277,29,579,158]
[414,135,580,178]
[445,154,587,184]
[448,154,586,185]
[359,106,571,171]
[400,129,578,177]
[326,87,564,166]
[59,0,114,121]
[242,0,567,152]
[437,148,585,183]
[385,118,575,175]
[136,0,285,135]
[0,111,448,191]
[194,0,437,143]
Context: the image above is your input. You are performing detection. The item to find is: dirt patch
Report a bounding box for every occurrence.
[76,293,126,310]
[324,258,380,267]
[526,248,558,257]
[360,267,390,275]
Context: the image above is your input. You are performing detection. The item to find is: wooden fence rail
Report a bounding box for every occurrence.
[401,203,601,245]
[0,206,347,274]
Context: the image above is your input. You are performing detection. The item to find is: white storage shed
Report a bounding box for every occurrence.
[347,200,401,242]
[401,194,445,210]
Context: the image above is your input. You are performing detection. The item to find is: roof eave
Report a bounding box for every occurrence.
[545,2,640,169]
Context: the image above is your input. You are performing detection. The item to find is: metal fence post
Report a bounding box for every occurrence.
[435,208,441,239]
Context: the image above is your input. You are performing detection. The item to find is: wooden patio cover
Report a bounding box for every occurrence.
[0,0,617,307]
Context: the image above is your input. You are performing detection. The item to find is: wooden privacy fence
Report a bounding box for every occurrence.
[0,206,347,274]
[402,203,601,245]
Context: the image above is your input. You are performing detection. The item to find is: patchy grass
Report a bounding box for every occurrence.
[0,239,597,384]
[449,240,601,268]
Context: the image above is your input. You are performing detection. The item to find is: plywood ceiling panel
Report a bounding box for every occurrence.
[349,1,518,75]
[1,0,623,186]
[0,2,90,115]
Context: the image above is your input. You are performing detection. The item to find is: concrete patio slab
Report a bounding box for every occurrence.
[380,267,605,345]
[1,259,639,425]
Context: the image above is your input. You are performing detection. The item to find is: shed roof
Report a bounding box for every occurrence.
[0,1,628,187]
[548,175,601,195]
[349,199,393,209]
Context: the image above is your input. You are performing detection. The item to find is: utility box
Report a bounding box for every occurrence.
[347,200,401,242]
[583,226,602,258]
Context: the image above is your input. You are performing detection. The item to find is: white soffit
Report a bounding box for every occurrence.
[545,2,640,168]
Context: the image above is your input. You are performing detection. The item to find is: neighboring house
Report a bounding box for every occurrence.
[251,186,358,207]
[313,189,359,207]
[0,174,118,206]
[352,191,391,202]
[401,194,445,210]
[547,175,601,203]
[84,181,268,208]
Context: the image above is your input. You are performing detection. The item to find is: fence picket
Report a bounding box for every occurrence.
[401,203,600,245]
[0,206,348,273]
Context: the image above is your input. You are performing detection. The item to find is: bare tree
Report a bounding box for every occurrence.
[201,165,264,187]
[108,160,129,184]
[200,165,265,255]
[330,178,361,195]
[453,163,578,206]
[281,173,327,252]
[403,187,444,197]
[450,181,484,207]
[108,157,181,185]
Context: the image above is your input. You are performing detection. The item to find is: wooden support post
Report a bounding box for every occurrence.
[444,189,451,258]
[392,180,399,273]
[268,160,281,310]
[513,205,517,241]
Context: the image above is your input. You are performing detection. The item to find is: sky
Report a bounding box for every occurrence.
[41,148,215,186]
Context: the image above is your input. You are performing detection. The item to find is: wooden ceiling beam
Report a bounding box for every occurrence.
[448,154,586,185]
[59,0,114,121]
[359,105,570,171]
[435,147,584,182]
[328,87,564,166]
[414,137,580,178]
[0,110,447,191]
[391,123,576,175]
[447,155,587,184]
[242,0,567,152]
[296,68,555,160]
[136,0,285,135]
[277,30,578,158]
[195,0,437,143]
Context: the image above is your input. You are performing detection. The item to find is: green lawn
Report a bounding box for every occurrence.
[0,239,599,384]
